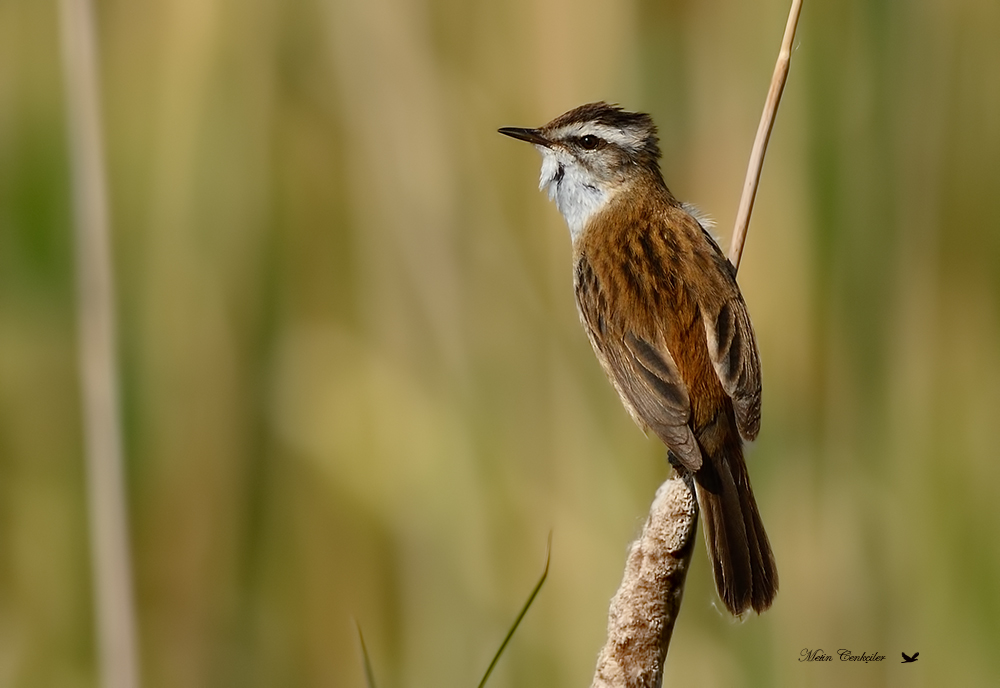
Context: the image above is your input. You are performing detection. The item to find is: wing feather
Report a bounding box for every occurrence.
[575,255,703,470]
[701,283,762,441]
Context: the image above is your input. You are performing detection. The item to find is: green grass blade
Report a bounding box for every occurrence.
[477,536,551,688]
[355,620,378,688]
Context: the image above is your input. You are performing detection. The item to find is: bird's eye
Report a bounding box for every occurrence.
[579,135,603,150]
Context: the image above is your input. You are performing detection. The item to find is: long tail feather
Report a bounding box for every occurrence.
[692,430,777,615]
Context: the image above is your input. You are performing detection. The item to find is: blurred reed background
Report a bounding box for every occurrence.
[2,0,1000,686]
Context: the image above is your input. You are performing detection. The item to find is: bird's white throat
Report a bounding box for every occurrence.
[537,148,613,242]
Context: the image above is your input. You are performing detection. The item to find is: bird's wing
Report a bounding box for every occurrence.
[696,233,763,442]
[575,256,703,470]
[701,293,762,440]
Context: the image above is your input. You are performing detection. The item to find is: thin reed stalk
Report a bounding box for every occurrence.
[58,1,141,686]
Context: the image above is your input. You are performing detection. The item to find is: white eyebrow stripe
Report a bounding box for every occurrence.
[548,122,643,150]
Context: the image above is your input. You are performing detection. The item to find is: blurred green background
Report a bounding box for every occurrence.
[3,0,1000,686]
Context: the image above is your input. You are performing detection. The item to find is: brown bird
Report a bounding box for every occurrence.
[499,102,777,615]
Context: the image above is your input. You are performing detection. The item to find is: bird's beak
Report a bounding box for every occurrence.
[498,127,551,148]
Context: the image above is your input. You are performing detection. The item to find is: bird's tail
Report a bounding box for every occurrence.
[691,426,778,616]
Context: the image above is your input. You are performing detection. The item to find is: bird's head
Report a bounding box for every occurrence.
[499,102,665,240]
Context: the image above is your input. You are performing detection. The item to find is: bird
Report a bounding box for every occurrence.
[901,652,919,663]
[499,102,778,616]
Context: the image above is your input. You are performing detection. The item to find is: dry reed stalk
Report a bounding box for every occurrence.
[58,0,141,686]
[729,0,804,271]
